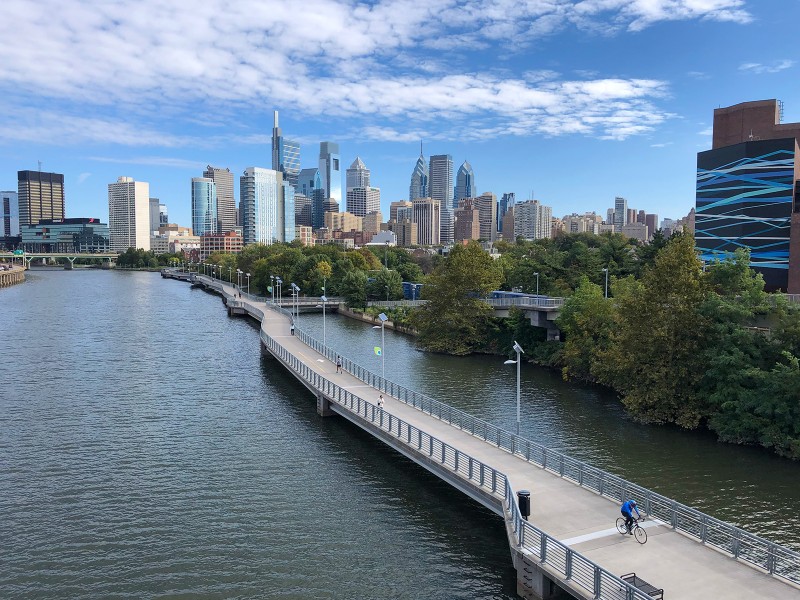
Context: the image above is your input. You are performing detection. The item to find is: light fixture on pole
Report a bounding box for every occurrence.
[291,283,300,322]
[237,269,242,292]
[503,340,525,436]
[246,272,251,296]
[533,271,539,297]
[319,294,328,346]
[372,312,388,380]
[228,266,232,283]
[270,275,275,303]
[602,267,609,299]
[276,277,282,306]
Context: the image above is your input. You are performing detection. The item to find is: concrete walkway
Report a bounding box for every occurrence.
[222,281,799,599]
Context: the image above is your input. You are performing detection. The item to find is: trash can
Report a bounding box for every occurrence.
[517,490,531,521]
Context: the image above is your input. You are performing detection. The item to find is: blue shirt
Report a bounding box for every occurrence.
[621,500,640,517]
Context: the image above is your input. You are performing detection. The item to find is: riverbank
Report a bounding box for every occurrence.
[337,305,418,335]
[0,265,25,288]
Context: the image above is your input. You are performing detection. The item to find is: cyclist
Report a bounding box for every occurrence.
[620,499,641,535]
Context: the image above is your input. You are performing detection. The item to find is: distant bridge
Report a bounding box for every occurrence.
[0,252,117,269]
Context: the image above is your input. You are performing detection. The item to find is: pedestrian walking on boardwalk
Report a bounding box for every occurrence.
[336,356,342,373]
[290,322,295,336]
[377,395,384,408]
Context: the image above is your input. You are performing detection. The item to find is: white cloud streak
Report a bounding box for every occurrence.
[0,0,751,145]
[739,59,795,74]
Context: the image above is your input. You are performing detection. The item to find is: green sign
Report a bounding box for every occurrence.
[13,250,23,255]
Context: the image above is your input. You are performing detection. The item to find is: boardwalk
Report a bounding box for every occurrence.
[189,273,800,600]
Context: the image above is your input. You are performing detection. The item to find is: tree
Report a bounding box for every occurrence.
[556,276,614,381]
[368,268,403,301]
[340,270,368,308]
[598,234,710,427]
[412,242,502,354]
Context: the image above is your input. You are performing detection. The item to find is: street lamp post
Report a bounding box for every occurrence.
[236,269,242,293]
[533,271,539,297]
[276,277,282,307]
[291,283,300,322]
[372,312,388,380]
[602,267,609,299]
[228,266,232,284]
[503,340,525,436]
[320,294,328,346]
[246,272,251,296]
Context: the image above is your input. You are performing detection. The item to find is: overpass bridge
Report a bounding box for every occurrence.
[370,296,565,340]
[167,269,800,599]
[0,251,117,269]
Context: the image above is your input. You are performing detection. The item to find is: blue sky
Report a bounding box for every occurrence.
[1,0,798,228]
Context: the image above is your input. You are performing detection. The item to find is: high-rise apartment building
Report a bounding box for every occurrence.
[18,170,65,227]
[409,149,428,200]
[2,191,19,237]
[514,200,552,240]
[108,176,150,252]
[294,193,312,227]
[191,178,218,237]
[204,166,236,233]
[645,213,659,238]
[363,211,383,236]
[324,211,363,232]
[393,219,418,247]
[454,161,476,204]
[412,198,441,246]
[271,111,300,188]
[697,99,800,292]
[319,142,342,207]
[346,187,381,217]
[149,197,160,234]
[614,197,628,231]
[240,167,286,245]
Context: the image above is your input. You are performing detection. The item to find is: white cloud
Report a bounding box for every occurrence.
[77,172,91,183]
[0,0,751,145]
[739,59,795,74]
[88,156,208,169]
[698,127,713,136]
[651,142,673,147]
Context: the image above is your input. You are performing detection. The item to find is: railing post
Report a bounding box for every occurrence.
[559,454,564,476]
[454,450,459,472]
[492,469,497,493]
[768,544,777,574]
[593,566,601,598]
[671,501,678,529]
[578,463,584,486]
[732,531,741,559]
[468,457,473,481]
[565,550,573,579]
[540,532,547,563]
[701,516,708,543]
[418,430,422,449]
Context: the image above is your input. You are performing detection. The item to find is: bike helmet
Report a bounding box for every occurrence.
[630,500,637,506]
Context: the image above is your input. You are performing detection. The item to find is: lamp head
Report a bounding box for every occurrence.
[321,295,328,302]
[504,359,516,365]
[513,341,524,354]
[378,313,388,322]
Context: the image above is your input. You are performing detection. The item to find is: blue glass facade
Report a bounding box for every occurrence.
[696,138,798,291]
[283,182,295,243]
[191,178,218,236]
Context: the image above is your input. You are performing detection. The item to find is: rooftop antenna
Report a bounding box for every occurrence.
[778,99,785,123]
[420,140,423,157]
[38,160,42,172]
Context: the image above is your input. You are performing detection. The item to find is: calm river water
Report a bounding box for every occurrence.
[1,270,798,599]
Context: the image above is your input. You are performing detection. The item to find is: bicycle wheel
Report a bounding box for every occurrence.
[634,526,647,544]
[616,518,628,535]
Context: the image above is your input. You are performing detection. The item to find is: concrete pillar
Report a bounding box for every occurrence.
[317,394,334,417]
[514,554,571,600]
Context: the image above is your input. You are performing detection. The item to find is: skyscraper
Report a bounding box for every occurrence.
[149,197,160,234]
[429,154,454,244]
[412,198,441,246]
[319,142,341,207]
[271,111,300,188]
[390,200,412,222]
[108,176,150,252]
[2,191,20,237]
[645,213,659,238]
[409,149,428,200]
[454,198,480,241]
[474,192,497,241]
[297,167,325,229]
[204,166,236,233]
[346,157,370,192]
[614,196,628,231]
[18,170,65,227]
[498,192,515,233]
[454,161,476,204]
[191,177,218,237]
[240,167,283,245]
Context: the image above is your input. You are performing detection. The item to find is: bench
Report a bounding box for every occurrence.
[621,572,664,599]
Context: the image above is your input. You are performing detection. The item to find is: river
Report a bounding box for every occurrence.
[1,270,797,599]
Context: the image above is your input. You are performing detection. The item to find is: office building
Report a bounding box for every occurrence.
[282,182,295,243]
[346,157,370,192]
[392,219,418,247]
[191,177,218,237]
[390,200,412,222]
[498,192,515,234]
[514,200,552,240]
[696,99,800,291]
[271,111,300,188]
[149,197,160,234]
[204,166,236,233]
[645,213,659,238]
[429,154,454,209]
[108,176,150,252]
[346,186,381,217]
[409,148,428,200]
[454,198,480,241]
[614,197,628,231]
[363,211,383,236]
[18,170,65,227]
[319,142,342,207]
[501,206,515,240]
[454,161,476,204]
[474,192,497,241]
[295,225,313,246]
[621,223,648,243]
[240,167,283,245]
[295,193,312,227]
[412,198,441,246]
[297,167,326,229]
[324,211,362,232]
[200,230,243,259]
[2,191,19,237]
[20,218,110,253]
[396,205,413,222]
[159,203,168,228]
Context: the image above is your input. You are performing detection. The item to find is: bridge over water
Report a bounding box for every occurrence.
[168,270,800,599]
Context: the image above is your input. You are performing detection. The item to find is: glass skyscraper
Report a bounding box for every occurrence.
[191,177,218,237]
[240,168,281,245]
[455,160,476,204]
[319,142,341,206]
[271,111,300,188]
[409,151,428,200]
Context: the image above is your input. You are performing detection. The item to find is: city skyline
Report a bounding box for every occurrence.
[1,1,798,228]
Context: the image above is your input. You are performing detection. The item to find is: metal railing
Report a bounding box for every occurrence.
[257,303,656,599]
[367,297,566,310]
[199,274,800,588]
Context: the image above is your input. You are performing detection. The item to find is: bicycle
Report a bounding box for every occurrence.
[616,516,647,544]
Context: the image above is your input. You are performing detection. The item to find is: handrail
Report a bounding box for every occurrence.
[258,299,800,587]
[193,273,800,587]
[258,312,653,599]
